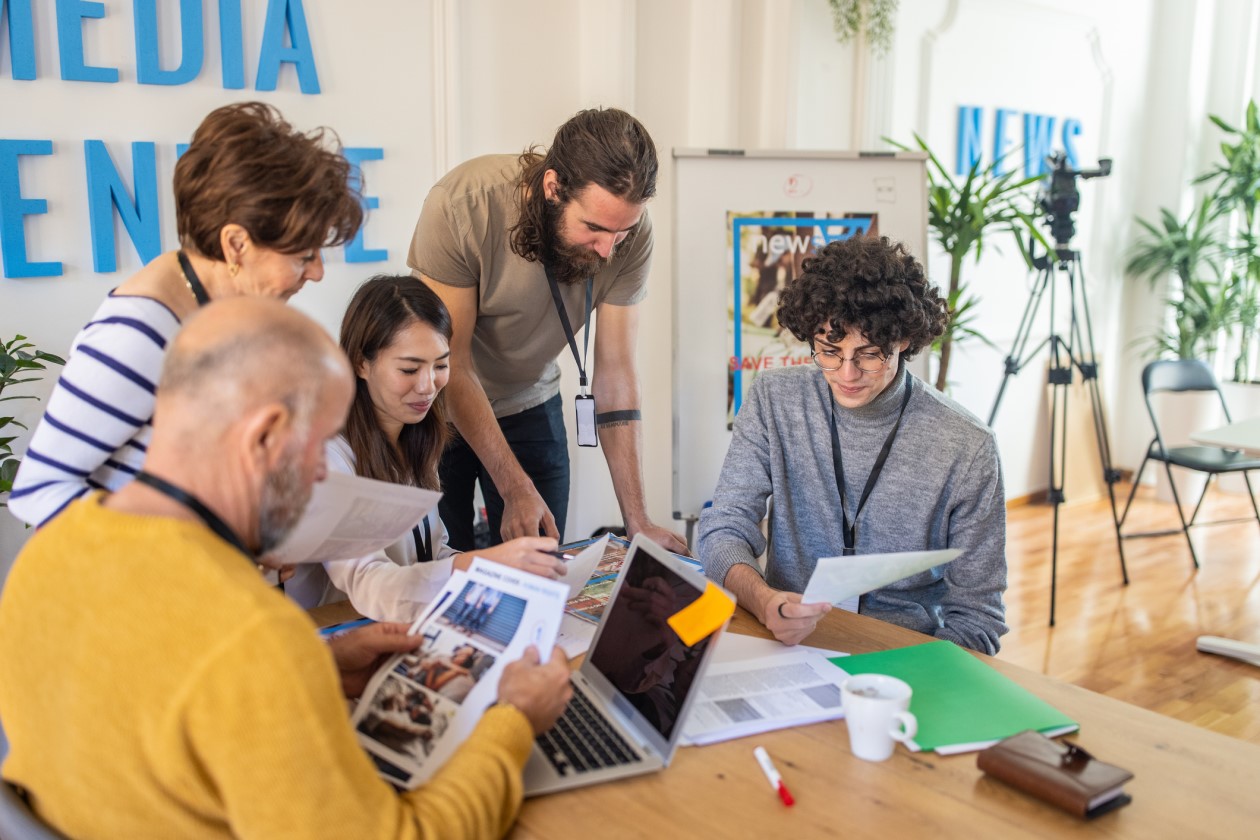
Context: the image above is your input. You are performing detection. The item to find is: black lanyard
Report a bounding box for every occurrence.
[412,517,433,564]
[134,470,252,560]
[544,266,593,391]
[829,370,913,556]
[177,251,212,306]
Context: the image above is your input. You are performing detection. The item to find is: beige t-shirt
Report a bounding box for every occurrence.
[408,154,652,417]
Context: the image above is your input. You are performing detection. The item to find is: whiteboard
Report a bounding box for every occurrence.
[671,148,928,519]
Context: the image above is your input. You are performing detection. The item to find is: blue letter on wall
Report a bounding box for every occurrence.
[0,140,61,278]
[992,108,1017,176]
[85,141,161,272]
[343,147,386,263]
[1061,119,1082,169]
[956,106,983,175]
[135,0,204,86]
[256,0,319,94]
[1023,113,1057,178]
[56,0,119,82]
[218,0,244,89]
[1,0,37,80]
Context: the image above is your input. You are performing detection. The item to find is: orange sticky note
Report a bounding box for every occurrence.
[667,582,736,646]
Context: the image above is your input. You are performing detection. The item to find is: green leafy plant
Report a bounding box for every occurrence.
[888,134,1049,391]
[1126,196,1230,361]
[1,335,65,505]
[1193,99,1260,381]
[828,0,899,56]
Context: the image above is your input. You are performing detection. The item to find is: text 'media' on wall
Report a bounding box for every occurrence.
[0,0,388,279]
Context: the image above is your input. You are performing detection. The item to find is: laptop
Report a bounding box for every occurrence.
[523,534,728,796]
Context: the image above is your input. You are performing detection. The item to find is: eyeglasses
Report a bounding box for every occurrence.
[811,349,890,373]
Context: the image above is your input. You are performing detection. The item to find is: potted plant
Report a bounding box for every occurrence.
[1,335,65,507]
[1127,196,1230,362]
[888,134,1047,391]
[1195,99,1260,385]
[1126,197,1232,502]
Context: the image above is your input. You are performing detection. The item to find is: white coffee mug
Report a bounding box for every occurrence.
[841,673,918,762]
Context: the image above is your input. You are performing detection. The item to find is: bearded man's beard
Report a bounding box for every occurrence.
[540,198,612,284]
[257,453,312,555]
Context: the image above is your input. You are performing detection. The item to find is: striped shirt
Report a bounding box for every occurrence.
[8,293,181,528]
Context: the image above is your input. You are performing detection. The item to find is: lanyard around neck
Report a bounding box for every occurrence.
[829,370,913,556]
[134,470,252,560]
[543,266,593,394]
[177,251,212,306]
[412,517,433,564]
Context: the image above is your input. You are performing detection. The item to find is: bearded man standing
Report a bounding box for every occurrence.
[409,108,686,553]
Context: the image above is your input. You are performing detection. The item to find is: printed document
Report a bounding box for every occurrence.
[267,471,440,565]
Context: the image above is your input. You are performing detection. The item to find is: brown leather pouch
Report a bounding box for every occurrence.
[977,730,1133,819]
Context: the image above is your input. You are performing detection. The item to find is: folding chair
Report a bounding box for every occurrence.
[1117,359,1260,569]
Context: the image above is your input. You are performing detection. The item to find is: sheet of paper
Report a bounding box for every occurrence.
[711,631,846,664]
[801,549,961,606]
[350,560,569,788]
[557,534,610,600]
[555,612,599,658]
[681,650,849,746]
[268,471,441,565]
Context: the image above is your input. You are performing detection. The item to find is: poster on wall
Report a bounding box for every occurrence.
[726,211,878,421]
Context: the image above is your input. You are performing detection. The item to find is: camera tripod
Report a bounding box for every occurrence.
[988,244,1128,626]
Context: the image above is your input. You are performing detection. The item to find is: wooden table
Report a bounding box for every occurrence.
[510,610,1260,839]
[309,601,1260,837]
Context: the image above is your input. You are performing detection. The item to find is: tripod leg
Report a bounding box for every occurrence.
[1072,256,1129,585]
[989,266,1051,426]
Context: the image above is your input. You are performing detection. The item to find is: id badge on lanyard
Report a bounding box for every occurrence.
[546,267,598,447]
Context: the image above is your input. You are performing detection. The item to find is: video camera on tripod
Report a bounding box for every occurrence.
[1039,151,1113,249]
[992,150,1127,625]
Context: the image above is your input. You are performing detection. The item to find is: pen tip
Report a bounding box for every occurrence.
[778,784,795,807]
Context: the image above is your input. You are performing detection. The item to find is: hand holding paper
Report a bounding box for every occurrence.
[801,549,961,606]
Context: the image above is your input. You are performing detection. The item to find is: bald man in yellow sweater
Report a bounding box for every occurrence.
[0,298,572,839]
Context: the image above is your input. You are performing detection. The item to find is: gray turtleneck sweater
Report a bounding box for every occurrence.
[698,364,1008,654]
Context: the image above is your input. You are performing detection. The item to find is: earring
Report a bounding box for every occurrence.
[229,263,240,278]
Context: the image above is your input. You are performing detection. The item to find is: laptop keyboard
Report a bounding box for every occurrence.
[535,682,643,776]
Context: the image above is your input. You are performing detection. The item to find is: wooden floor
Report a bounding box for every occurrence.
[1001,480,1260,746]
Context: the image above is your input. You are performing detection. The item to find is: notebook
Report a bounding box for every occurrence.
[831,640,1078,754]
[523,534,729,796]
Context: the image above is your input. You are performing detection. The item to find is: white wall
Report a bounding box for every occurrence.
[4,0,1256,570]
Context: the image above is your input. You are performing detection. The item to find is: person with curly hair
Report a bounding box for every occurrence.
[407,108,687,555]
[697,235,1008,654]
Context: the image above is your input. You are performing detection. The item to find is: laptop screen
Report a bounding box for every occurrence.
[586,545,715,742]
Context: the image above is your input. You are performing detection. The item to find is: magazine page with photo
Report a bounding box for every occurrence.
[350,558,570,789]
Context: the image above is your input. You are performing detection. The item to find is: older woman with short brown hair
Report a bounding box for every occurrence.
[10,102,364,528]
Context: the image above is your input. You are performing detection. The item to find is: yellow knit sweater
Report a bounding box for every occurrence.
[0,495,535,839]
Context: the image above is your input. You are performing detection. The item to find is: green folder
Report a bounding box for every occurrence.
[830,640,1079,754]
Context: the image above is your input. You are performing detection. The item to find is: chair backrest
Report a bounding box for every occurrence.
[1140,360,1234,451]
[0,720,71,840]
[1142,359,1220,396]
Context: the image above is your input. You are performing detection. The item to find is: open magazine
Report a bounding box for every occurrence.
[349,558,570,789]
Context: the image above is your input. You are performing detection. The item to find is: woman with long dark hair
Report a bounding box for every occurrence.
[286,275,563,619]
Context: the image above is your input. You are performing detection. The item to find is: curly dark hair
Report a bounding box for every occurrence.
[509,107,657,262]
[776,236,947,360]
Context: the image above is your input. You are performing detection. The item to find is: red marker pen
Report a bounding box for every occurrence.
[753,746,795,807]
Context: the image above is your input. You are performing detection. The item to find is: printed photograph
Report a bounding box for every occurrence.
[394,630,499,705]
[356,673,453,764]
[435,581,525,653]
